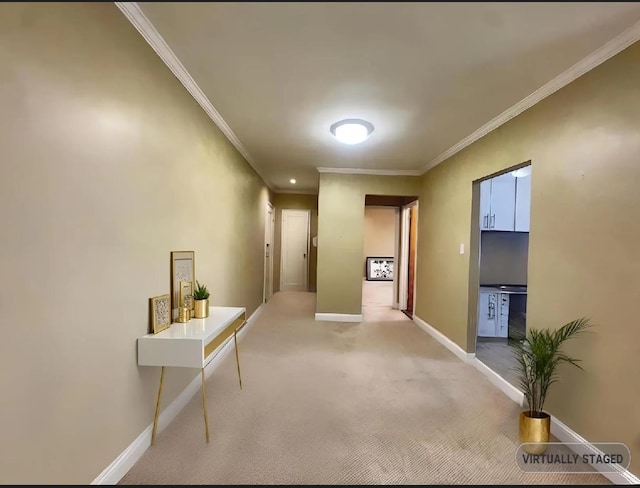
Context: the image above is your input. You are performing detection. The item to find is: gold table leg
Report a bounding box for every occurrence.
[234,329,243,390]
[151,366,165,446]
[201,368,210,443]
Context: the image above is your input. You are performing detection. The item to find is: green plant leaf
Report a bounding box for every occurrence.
[193,280,210,300]
[509,317,592,416]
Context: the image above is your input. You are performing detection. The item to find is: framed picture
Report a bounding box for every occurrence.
[150,294,171,334]
[170,251,195,320]
[179,280,193,313]
[366,256,394,281]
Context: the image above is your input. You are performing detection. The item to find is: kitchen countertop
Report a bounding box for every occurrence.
[479,285,528,294]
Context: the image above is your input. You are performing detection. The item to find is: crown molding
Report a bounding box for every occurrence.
[116,1,640,184]
[316,167,423,176]
[114,2,274,190]
[422,19,640,174]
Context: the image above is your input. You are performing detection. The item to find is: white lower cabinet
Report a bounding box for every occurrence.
[497,293,509,338]
[478,291,509,338]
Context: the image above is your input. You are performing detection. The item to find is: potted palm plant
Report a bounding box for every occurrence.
[193,280,210,319]
[511,317,592,454]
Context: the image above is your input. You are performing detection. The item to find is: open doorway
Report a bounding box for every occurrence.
[263,202,275,302]
[470,162,531,387]
[362,195,417,322]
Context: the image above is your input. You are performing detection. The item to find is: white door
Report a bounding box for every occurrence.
[263,203,275,302]
[515,172,531,232]
[398,206,411,310]
[280,209,310,291]
[489,173,516,231]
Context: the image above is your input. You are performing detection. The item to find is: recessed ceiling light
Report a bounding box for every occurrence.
[290,179,296,184]
[330,119,374,145]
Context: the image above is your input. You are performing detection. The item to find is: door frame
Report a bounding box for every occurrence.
[392,206,400,309]
[398,206,410,311]
[468,160,531,353]
[263,202,275,303]
[399,200,418,316]
[280,209,310,292]
[410,202,419,317]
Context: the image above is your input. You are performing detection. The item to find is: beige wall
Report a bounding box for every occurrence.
[415,42,640,474]
[479,231,529,285]
[363,207,397,277]
[316,174,421,314]
[273,193,318,292]
[0,3,270,483]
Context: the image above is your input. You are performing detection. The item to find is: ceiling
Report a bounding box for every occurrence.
[134,2,640,193]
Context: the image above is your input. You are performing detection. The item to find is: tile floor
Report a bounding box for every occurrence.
[475,337,520,388]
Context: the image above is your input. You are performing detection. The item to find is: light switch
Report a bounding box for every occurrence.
[459,243,465,254]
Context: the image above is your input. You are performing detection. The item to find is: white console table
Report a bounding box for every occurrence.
[138,306,247,444]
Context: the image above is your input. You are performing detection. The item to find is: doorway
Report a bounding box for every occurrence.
[280,209,310,292]
[399,201,418,319]
[361,195,417,322]
[362,205,400,321]
[263,202,275,303]
[470,162,531,388]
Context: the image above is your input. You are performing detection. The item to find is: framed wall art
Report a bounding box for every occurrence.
[366,256,394,281]
[170,251,195,320]
[150,294,171,334]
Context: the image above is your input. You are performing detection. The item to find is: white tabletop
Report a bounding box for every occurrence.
[141,306,245,341]
[138,306,246,368]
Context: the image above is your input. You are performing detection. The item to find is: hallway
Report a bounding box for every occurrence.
[362,279,409,322]
[121,292,607,485]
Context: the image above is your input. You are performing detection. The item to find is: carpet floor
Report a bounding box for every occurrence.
[120,291,609,485]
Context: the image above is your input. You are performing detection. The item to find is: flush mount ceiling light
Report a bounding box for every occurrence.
[329,119,374,145]
[511,166,532,178]
[290,179,296,184]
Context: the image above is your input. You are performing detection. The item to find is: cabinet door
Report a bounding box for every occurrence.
[515,174,531,232]
[496,293,509,338]
[489,173,516,231]
[477,292,497,337]
[479,179,492,230]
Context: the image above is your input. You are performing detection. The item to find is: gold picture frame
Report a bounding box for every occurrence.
[170,251,195,321]
[179,280,193,313]
[150,294,171,334]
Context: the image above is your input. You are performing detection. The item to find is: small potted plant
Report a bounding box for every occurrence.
[511,317,592,454]
[193,280,210,319]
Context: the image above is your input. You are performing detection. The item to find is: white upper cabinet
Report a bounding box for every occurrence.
[489,173,517,231]
[479,179,492,230]
[479,173,516,231]
[480,166,531,232]
[515,173,531,232]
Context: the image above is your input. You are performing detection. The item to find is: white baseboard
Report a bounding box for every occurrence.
[413,315,638,484]
[470,363,639,484]
[314,313,363,322]
[91,303,265,485]
[469,357,524,406]
[412,315,475,363]
[412,316,521,406]
[551,415,640,485]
